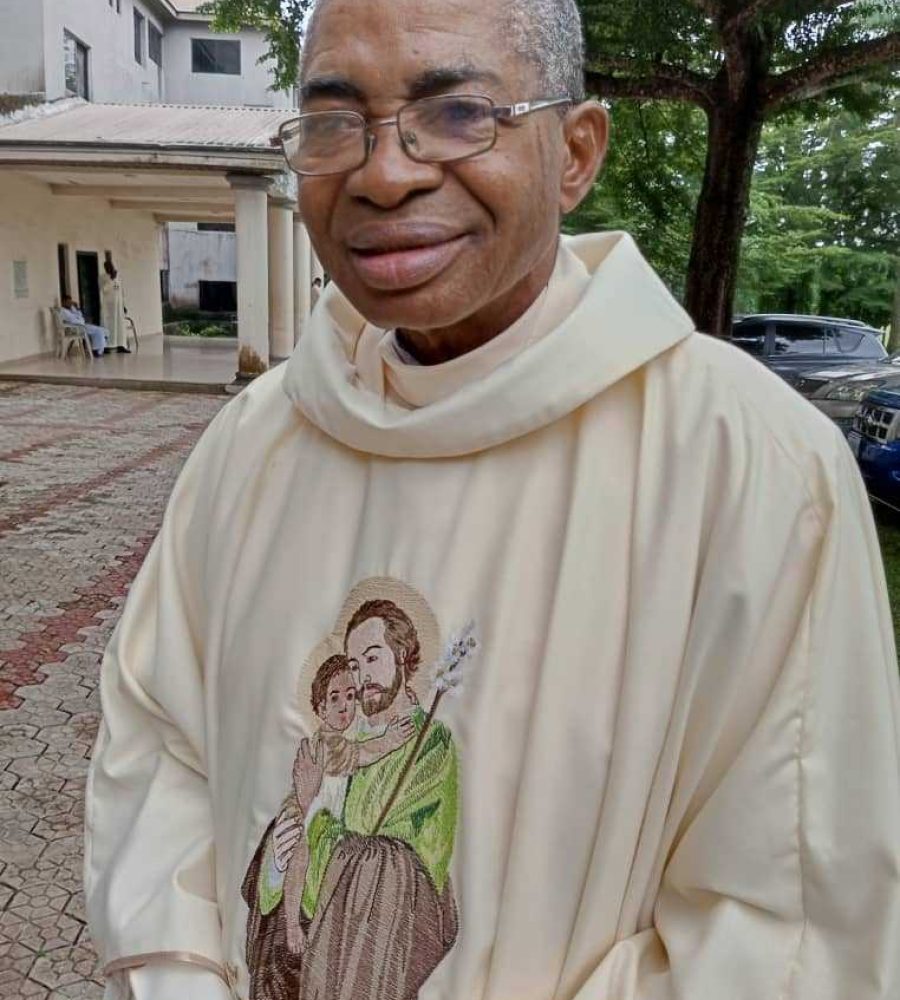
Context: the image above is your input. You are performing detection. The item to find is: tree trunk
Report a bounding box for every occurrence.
[684,102,765,337]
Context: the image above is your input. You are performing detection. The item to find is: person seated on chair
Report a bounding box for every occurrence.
[60,296,109,358]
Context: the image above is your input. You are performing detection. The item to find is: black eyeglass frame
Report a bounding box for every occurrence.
[278,93,573,177]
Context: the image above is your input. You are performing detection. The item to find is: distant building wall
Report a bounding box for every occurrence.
[41,0,164,103]
[162,23,293,108]
[167,224,237,309]
[0,0,46,96]
[0,173,163,363]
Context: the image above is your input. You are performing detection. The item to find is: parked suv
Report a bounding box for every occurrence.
[794,363,900,434]
[848,388,900,512]
[731,314,887,382]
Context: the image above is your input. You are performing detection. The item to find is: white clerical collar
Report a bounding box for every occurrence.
[378,241,590,409]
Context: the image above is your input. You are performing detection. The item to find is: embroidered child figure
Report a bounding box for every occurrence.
[282,654,415,953]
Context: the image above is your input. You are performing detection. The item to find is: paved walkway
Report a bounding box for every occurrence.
[0,383,226,998]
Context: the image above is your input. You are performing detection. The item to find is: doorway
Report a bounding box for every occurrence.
[57,244,70,301]
[76,251,100,325]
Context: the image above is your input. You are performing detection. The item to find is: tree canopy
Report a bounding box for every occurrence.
[202,0,899,336]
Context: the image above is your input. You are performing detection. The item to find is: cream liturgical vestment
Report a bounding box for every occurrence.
[85,233,900,1000]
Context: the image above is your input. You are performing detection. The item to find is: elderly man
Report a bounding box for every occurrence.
[60,295,109,357]
[85,0,900,998]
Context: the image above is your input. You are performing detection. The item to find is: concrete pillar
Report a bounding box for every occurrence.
[268,196,296,362]
[227,173,272,382]
[293,215,312,345]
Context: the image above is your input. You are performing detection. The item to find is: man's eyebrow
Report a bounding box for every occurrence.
[363,644,382,656]
[301,75,367,105]
[407,66,504,101]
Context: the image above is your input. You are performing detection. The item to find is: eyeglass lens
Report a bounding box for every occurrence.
[282,95,498,176]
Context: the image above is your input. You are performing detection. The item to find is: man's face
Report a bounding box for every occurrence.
[317,670,358,732]
[346,617,403,717]
[298,0,568,339]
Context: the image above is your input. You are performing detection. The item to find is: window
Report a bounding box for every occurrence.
[731,321,767,357]
[197,222,236,233]
[63,31,89,99]
[772,322,825,356]
[834,329,886,359]
[134,10,145,64]
[825,328,864,356]
[198,280,238,312]
[148,24,162,66]
[191,38,241,75]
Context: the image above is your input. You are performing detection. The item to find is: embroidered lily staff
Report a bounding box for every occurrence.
[373,622,478,835]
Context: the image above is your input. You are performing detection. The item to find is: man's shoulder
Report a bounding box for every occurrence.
[631,331,853,518]
[661,331,842,458]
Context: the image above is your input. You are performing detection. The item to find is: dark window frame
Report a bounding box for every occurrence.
[198,279,238,313]
[772,321,827,357]
[148,23,162,66]
[191,37,241,75]
[134,9,145,64]
[197,222,236,233]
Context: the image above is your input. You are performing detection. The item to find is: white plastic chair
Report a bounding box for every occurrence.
[51,307,92,362]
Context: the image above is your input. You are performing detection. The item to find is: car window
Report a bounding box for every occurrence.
[852,334,888,359]
[824,328,864,355]
[772,323,825,356]
[732,322,767,357]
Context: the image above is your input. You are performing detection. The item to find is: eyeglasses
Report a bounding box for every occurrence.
[278,93,572,177]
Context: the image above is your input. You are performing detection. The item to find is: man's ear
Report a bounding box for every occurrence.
[559,101,609,216]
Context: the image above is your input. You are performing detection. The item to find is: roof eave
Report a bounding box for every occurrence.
[0,143,286,173]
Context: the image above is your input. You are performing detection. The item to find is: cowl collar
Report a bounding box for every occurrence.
[282,232,695,459]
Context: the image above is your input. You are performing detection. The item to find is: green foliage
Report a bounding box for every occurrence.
[567,92,898,328]
[564,100,706,296]
[198,0,311,93]
[579,0,899,82]
[738,94,898,325]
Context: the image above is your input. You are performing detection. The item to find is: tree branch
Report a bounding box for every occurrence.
[585,59,713,108]
[766,31,900,109]
[585,72,710,107]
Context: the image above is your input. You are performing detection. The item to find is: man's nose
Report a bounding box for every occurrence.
[344,122,444,209]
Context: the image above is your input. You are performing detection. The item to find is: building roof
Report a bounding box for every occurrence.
[0,100,296,152]
[0,100,297,174]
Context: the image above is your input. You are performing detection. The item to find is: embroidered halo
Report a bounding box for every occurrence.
[295,577,441,733]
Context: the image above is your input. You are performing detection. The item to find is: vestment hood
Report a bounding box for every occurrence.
[283,231,695,458]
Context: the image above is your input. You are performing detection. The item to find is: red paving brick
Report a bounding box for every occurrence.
[0,383,225,998]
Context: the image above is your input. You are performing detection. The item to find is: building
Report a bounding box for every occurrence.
[0,0,295,109]
[0,0,313,377]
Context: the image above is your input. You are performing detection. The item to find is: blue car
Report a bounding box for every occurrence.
[848,388,900,512]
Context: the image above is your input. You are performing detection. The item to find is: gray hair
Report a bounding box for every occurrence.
[303,0,586,102]
[504,0,586,103]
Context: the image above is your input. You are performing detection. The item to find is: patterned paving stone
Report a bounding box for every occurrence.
[0,384,225,997]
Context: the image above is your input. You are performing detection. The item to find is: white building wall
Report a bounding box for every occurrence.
[41,0,163,103]
[0,173,163,364]
[0,0,45,96]
[167,224,237,308]
[162,23,293,108]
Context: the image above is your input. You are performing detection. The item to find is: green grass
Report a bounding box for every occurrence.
[875,509,900,655]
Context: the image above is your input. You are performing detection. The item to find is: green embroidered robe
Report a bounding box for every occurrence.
[302,709,458,919]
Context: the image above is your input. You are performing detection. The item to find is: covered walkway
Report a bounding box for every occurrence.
[0,100,317,384]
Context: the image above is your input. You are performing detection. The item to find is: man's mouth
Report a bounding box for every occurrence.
[346,223,470,292]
